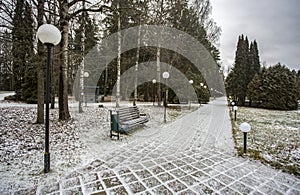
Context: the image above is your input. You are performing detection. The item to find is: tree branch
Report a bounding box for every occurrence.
[68,5,110,19]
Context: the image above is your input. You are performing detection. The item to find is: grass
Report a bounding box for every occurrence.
[230,106,300,177]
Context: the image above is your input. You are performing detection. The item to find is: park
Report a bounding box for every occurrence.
[0,0,299,194]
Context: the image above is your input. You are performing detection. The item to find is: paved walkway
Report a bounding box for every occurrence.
[14,98,300,194]
[0,92,15,101]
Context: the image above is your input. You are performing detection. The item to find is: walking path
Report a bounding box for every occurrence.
[13,97,300,194]
[0,92,15,101]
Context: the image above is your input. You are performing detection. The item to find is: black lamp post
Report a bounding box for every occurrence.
[83,72,89,107]
[152,79,156,106]
[189,80,193,110]
[231,101,235,111]
[37,24,61,173]
[233,105,238,121]
[162,72,169,123]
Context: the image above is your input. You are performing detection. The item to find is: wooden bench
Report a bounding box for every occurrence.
[110,106,148,139]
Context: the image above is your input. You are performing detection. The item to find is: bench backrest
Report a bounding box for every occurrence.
[117,106,140,122]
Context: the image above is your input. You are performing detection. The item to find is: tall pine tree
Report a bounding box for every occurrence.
[22,2,36,103]
[12,0,25,100]
[11,0,35,101]
[296,70,300,100]
[226,35,248,105]
[226,35,261,105]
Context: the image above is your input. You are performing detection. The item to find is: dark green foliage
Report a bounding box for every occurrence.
[225,35,261,105]
[11,0,36,102]
[296,70,300,100]
[74,15,99,55]
[12,0,26,100]
[0,31,13,91]
[22,2,36,103]
[247,64,298,110]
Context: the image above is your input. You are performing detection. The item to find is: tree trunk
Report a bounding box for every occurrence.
[36,0,45,124]
[133,24,141,106]
[78,0,86,113]
[58,0,70,120]
[116,0,121,107]
[50,0,58,110]
[156,47,161,106]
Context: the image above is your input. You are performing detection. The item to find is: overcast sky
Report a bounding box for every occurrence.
[210,0,300,71]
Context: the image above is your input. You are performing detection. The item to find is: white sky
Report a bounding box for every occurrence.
[210,0,300,71]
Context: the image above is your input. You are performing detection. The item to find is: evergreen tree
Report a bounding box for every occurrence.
[251,40,261,74]
[247,67,266,104]
[296,70,300,100]
[247,64,298,110]
[247,40,260,105]
[0,30,13,91]
[74,14,99,55]
[226,35,261,105]
[22,2,36,103]
[11,0,35,101]
[226,35,249,104]
[12,0,25,100]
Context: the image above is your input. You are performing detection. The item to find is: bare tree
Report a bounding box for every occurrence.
[57,0,108,119]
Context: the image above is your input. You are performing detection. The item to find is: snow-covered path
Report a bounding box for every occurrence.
[0,92,14,101]
[105,97,234,161]
[74,97,234,167]
[3,96,300,194]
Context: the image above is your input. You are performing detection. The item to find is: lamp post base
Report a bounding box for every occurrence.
[243,132,247,153]
[234,110,237,121]
[44,153,50,173]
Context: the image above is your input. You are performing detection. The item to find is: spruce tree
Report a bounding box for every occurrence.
[0,31,13,91]
[22,2,36,103]
[12,0,25,100]
[296,70,300,100]
[226,35,249,105]
[226,35,261,105]
[11,0,35,102]
[248,64,298,110]
[247,40,261,105]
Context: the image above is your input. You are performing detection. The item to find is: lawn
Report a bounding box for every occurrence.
[231,106,300,177]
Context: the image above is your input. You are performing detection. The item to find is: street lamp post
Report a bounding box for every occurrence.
[152,79,156,106]
[231,101,235,111]
[162,72,169,123]
[37,24,61,173]
[83,71,89,107]
[199,82,204,106]
[239,122,251,153]
[210,88,214,99]
[233,105,238,121]
[189,80,193,109]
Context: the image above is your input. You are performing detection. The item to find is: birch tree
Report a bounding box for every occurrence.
[57,0,108,119]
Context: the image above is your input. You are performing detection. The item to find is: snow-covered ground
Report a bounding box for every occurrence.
[0,93,299,194]
[0,95,211,192]
[231,107,300,176]
[0,92,15,101]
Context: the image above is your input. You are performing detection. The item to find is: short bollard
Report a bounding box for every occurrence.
[233,106,238,121]
[243,132,247,152]
[239,122,251,153]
